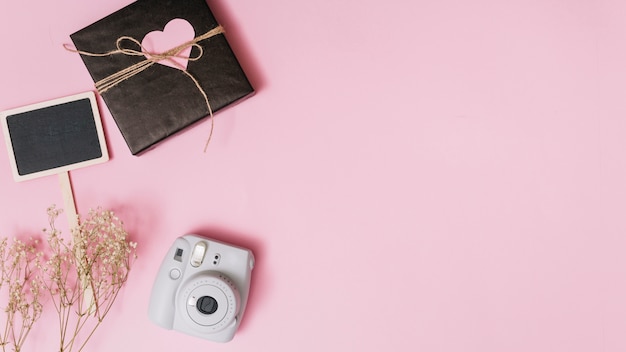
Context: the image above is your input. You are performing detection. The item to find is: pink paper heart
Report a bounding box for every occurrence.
[141,18,195,70]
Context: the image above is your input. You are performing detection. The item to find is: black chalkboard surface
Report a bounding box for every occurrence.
[1,91,108,182]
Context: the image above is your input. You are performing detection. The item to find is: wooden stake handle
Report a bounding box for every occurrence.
[58,171,94,313]
[58,171,78,230]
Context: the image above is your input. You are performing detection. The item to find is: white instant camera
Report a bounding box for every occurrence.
[148,234,254,342]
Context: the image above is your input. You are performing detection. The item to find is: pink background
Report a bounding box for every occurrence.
[1,0,626,350]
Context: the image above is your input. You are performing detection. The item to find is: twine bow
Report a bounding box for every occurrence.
[65,25,225,152]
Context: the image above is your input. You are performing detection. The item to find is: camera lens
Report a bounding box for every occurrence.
[196,296,219,315]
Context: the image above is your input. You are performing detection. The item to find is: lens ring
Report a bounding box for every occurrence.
[186,284,230,327]
[178,273,240,333]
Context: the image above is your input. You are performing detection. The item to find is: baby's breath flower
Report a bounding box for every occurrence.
[0,205,138,352]
[43,205,137,352]
[0,233,44,352]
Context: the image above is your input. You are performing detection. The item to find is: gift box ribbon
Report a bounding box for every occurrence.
[65,25,225,152]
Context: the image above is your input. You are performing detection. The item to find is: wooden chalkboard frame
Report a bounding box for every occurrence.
[0,91,109,182]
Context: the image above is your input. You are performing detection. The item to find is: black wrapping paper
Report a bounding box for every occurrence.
[70,0,254,155]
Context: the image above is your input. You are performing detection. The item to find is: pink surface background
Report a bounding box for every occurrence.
[1,0,626,350]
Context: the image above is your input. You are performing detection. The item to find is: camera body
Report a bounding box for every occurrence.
[148,234,254,342]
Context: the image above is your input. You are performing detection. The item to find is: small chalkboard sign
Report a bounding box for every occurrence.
[1,91,107,311]
[1,90,109,233]
[1,91,108,182]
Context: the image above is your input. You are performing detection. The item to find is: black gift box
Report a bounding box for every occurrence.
[70,0,254,155]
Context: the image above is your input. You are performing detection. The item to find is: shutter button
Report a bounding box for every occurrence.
[169,268,181,280]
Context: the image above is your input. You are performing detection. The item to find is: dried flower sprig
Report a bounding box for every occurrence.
[0,236,44,352]
[43,205,137,352]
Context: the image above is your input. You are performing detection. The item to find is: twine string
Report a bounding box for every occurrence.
[64,25,224,152]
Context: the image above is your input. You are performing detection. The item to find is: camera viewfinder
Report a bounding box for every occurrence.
[174,248,184,262]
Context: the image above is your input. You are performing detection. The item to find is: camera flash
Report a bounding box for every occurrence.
[190,242,208,267]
